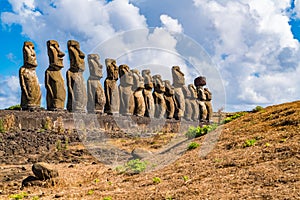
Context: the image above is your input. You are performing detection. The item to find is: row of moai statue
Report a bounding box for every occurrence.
[19,40,213,122]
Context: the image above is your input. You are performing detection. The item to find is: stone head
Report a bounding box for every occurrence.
[131,69,144,90]
[88,54,103,78]
[119,64,133,86]
[188,84,198,98]
[142,69,153,89]
[23,41,37,68]
[163,80,174,96]
[194,76,206,87]
[47,40,65,70]
[105,58,118,80]
[153,74,165,93]
[67,40,85,72]
[172,66,185,86]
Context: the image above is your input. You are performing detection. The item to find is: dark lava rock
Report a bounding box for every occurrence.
[32,162,59,180]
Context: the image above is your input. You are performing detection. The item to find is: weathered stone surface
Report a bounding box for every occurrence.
[194,76,208,121]
[132,69,146,117]
[45,40,66,111]
[87,54,106,114]
[131,148,152,159]
[172,66,185,120]
[163,80,175,119]
[104,58,119,115]
[188,84,200,121]
[204,87,213,122]
[142,70,155,118]
[182,85,192,121]
[32,162,58,180]
[153,75,166,118]
[119,64,134,115]
[66,40,87,112]
[19,41,41,110]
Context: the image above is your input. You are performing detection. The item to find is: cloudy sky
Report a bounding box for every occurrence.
[0,0,299,111]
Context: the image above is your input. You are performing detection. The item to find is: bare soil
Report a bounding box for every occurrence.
[0,101,299,199]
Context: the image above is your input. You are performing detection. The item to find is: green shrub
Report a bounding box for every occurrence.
[243,139,257,147]
[182,175,189,182]
[9,192,28,199]
[187,142,200,150]
[7,104,21,110]
[116,159,148,174]
[152,177,161,184]
[103,197,112,200]
[252,106,264,113]
[0,119,4,133]
[223,112,246,124]
[87,190,94,195]
[185,124,218,139]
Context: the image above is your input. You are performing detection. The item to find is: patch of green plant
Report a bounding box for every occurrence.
[0,119,4,133]
[185,124,218,139]
[103,197,112,200]
[165,196,173,200]
[152,177,161,184]
[64,136,69,150]
[116,159,148,174]
[182,175,189,182]
[223,112,246,124]
[9,192,28,199]
[94,178,100,183]
[265,143,270,147]
[87,189,94,195]
[252,105,264,113]
[187,142,200,150]
[7,104,21,110]
[243,139,257,147]
[56,139,62,151]
[32,196,39,200]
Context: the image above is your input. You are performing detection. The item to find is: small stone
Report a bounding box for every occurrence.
[32,162,59,180]
[131,148,152,159]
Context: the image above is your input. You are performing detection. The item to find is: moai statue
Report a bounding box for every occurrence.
[188,84,200,121]
[45,40,66,111]
[194,76,208,122]
[204,87,213,122]
[104,58,119,115]
[152,75,166,118]
[19,41,41,110]
[172,66,185,120]
[142,70,155,118]
[66,40,87,112]
[87,54,106,114]
[119,64,134,116]
[182,85,192,121]
[163,80,175,119]
[131,69,146,117]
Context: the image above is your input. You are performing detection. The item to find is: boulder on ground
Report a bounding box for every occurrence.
[32,162,58,180]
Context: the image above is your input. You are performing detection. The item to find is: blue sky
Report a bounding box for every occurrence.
[0,0,300,111]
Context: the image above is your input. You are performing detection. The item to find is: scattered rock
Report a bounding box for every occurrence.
[32,162,59,180]
[131,148,152,159]
[21,176,45,189]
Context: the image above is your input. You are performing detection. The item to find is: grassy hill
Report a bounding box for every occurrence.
[1,101,299,199]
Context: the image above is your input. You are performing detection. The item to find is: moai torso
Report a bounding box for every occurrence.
[142,70,155,118]
[204,87,213,122]
[194,76,208,122]
[188,84,200,121]
[19,41,41,110]
[104,58,119,115]
[182,85,192,121]
[66,40,87,112]
[163,80,175,119]
[87,54,106,114]
[153,75,166,118]
[132,69,145,117]
[119,64,134,115]
[45,40,66,111]
[172,66,185,120]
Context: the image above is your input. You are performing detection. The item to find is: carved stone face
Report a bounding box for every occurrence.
[153,74,165,93]
[47,40,65,70]
[67,40,85,72]
[23,41,37,68]
[164,80,174,96]
[88,54,103,78]
[188,84,198,98]
[119,64,133,86]
[142,69,153,89]
[131,69,144,90]
[172,66,185,86]
[105,58,118,80]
